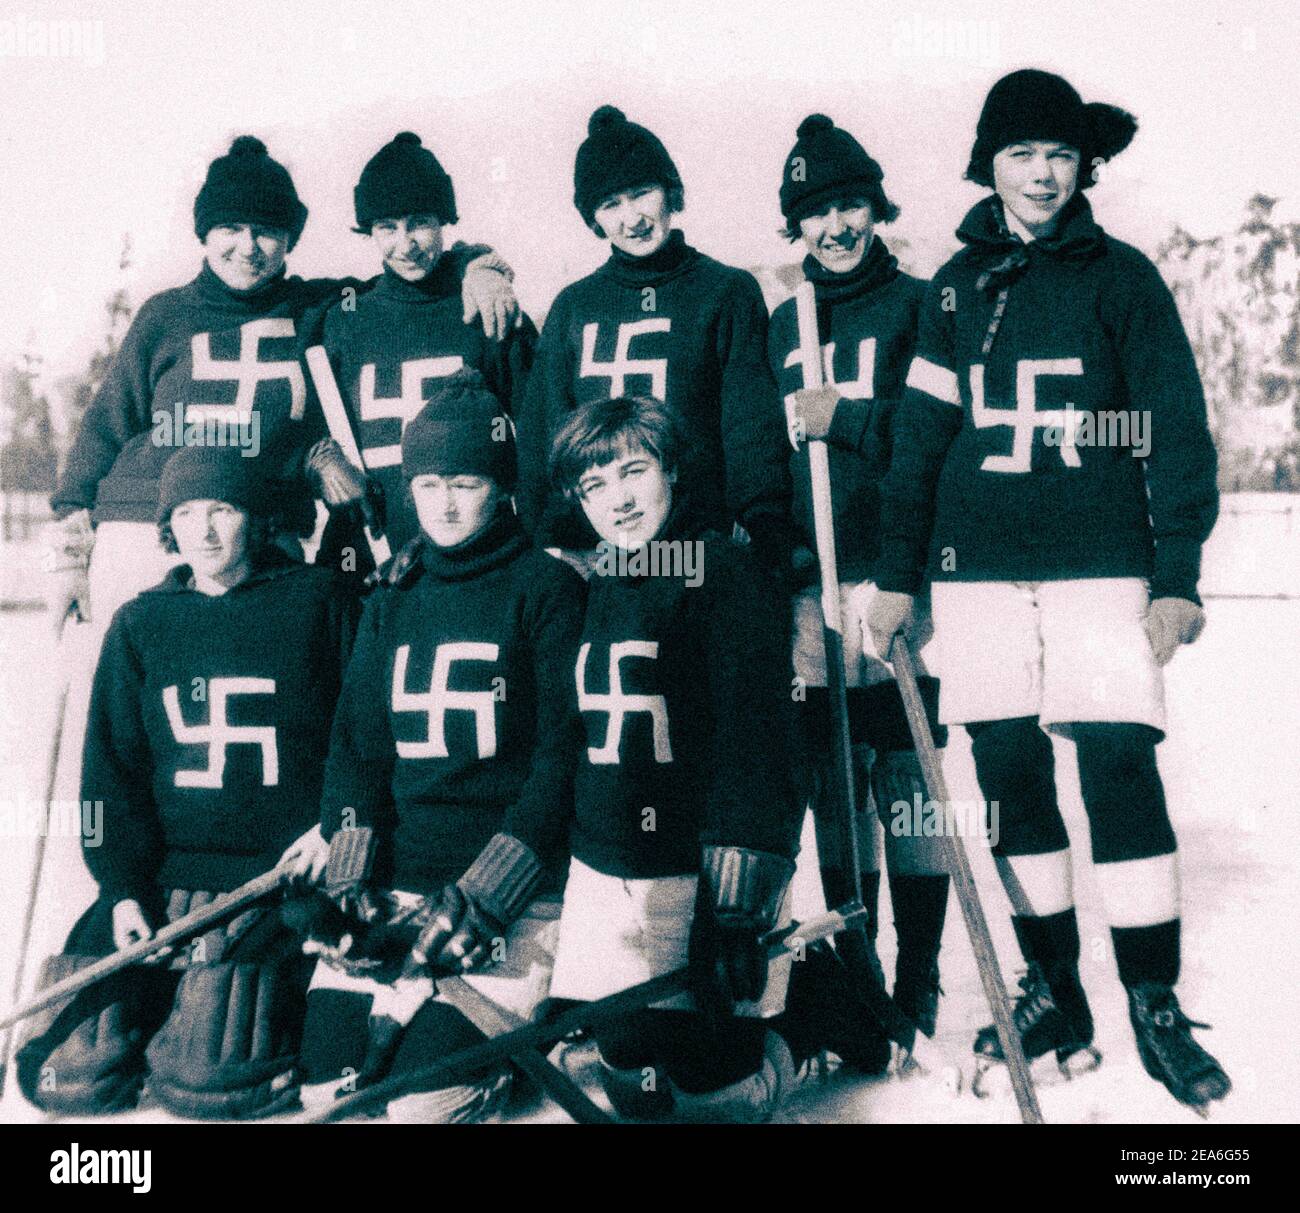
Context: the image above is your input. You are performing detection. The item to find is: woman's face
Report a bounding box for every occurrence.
[575,442,674,550]
[410,473,501,548]
[800,195,875,273]
[170,499,254,587]
[592,184,674,257]
[203,224,290,291]
[370,213,445,281]
[992,141,1080,237]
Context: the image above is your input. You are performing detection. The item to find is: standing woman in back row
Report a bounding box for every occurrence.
[868,70,1228,1112]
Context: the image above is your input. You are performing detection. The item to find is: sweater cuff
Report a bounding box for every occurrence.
[827,397,871,453]
[1151,536,1204,605]
[873,547,925,595]
[459,832,542,925]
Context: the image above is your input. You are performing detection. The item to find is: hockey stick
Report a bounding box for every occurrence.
[793,283,863,913]
[304,345,392,567]
[793,283,946,1073]
[438,975,615,1124]
[0,672,71,1094]
[890,641,1044,1125]
[304,905,865,1123]
[0,864,295,1032]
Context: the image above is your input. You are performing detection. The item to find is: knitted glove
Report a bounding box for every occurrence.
[1144,596,1206,666]
[43,508,94,628]
[462,251,520,340]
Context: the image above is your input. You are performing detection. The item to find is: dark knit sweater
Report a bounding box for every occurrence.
[81,554,358,900]
[572,503,802,879]
[877,195,1219,602]
[319,260,538,551]
[768,239,926,584]
[320,510,585,893]
[52,266,348,526]
[515,231,792,570]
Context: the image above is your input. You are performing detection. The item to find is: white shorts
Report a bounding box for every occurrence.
[928,578,1166,734]
[549,857,791,1017]
[792,581,934,689]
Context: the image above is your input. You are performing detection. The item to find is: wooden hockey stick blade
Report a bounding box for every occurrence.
[306,906,865,1123]
[304,345,392,566]
[891,641,1044,1125]
[438,975,615,1124]
[0,865,294,1031]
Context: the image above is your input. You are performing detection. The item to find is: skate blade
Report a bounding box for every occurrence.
[971,1045,1102,1099]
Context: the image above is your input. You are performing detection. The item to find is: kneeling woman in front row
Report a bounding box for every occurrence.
[296,369,586,1122]
[18,444,358,1117]
[547,395,859,1123]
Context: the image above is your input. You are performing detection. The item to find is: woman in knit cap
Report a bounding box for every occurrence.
[295,369,585,1122]
[867,69,1229,1112]
[16,445,358,1118]
[316,131,539,566]
[514,105,792,578]
[768,114,950,1065]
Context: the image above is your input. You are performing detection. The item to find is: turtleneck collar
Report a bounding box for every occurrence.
[375,254,461,302]
[802,234,900,304]
[602,228,697,287]
[418,504,529,582]
[195,262,292,312]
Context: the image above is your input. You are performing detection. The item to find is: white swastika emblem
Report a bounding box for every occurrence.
[189,318,305,424]
[163,678,279,788]
[392,642,499,759]
[579,320,671,397]
[576,641,672,764]
[359,356,466,468]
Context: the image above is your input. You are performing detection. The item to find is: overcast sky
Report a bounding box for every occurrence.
[2,0,1297,395]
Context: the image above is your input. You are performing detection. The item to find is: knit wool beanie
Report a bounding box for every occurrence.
[354,131,458,230]
[573,105,682,224]
[965,69,1137,189]
[193,136,308,248]
[156,444,271,525]
[401,368,516,489]
[780,113,887,223]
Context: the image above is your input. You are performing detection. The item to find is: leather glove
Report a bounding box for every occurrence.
[43,508,94,629]
[408,833,541,974]
[305,438,385,535]
[688,846,794,1018]
[1144,596,1206,666]
[363,535,424,593]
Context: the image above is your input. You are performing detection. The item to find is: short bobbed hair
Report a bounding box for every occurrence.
[549,395,686,500]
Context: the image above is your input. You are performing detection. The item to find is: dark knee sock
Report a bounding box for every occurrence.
[1111,921,1181,988]
[889,872,949,977]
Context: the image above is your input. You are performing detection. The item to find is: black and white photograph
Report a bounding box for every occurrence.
[0,0,1294,1185]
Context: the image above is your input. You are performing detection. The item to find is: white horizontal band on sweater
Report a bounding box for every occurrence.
[905,356,961,406]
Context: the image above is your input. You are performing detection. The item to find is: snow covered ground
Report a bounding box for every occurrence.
[1,564,1296,1125]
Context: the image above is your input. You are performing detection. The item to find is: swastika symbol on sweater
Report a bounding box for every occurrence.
[163,678,279,788]
[783,337,876,399]
[392,642,499,759]
[189,318,306,423]
[358,356,465,468]
[576,641,672,764]
[579,320,671,397]
[971,359,1085,474]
